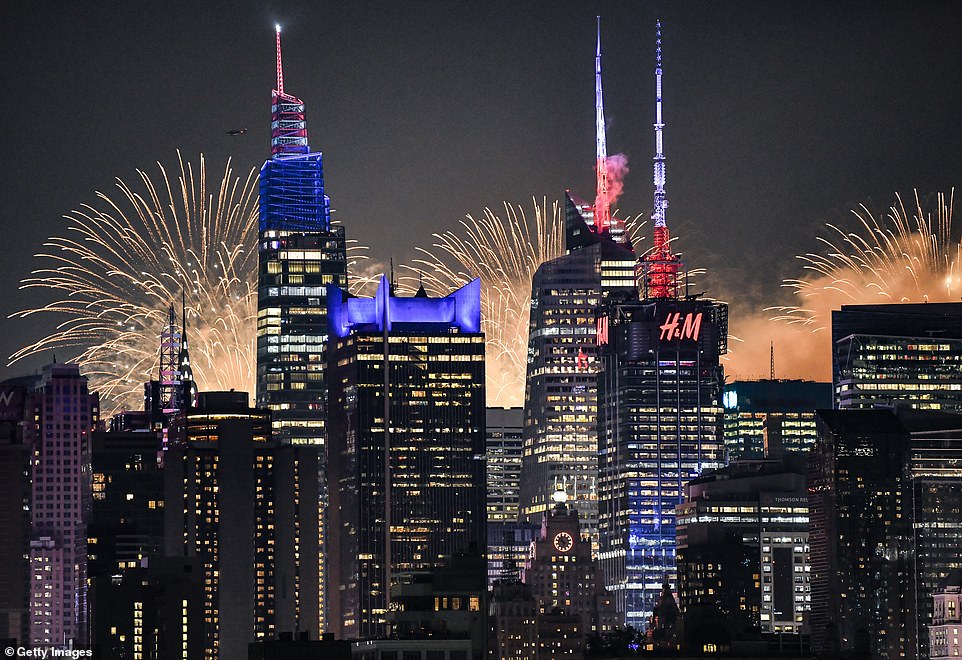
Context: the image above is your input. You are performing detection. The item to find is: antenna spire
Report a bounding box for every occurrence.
[594,16,611,235]
[770,341,775,380]
[652,19,666,230]
[640,19,681,300]
[275,24,284,94]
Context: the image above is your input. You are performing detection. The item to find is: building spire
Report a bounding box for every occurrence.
[270,25,309,157]
[640,19,681,299]
[594,16,611,235]
[652,19,667,230]
[275,24,284,95]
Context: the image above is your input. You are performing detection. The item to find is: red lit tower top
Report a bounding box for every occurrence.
[641,20,681,299]
[271,25,309,156]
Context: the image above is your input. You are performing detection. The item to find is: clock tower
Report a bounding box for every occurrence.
[522,490,619,639]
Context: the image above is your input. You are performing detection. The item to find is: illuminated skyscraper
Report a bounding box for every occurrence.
[29,364,99,647]
[594,20,727,628]
[327,276,486,639]
[518,21,636,548]
[164,391,319,659]
[675,457,810,636]
[833,303,962,411]
[596,297,727,629]
[722,380,831,460]
[256,26,347,445]
[256,26,347,632]
[486,407,538,584]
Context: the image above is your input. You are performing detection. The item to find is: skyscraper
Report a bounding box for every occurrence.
[256,26,348,446]
[164,391,320,659]
[486,407,537,583]
[29,364,99,647]
[594,21,727,629]
[326,276,486,639]
[832,303,962,411]
[255,26,347,632]
[722,379,831,460]
[596,297,727,629]
[675,457,810,636]
[518,20,636,548]
[0,382,35,645]
[87,429,165,658]
[808,409,913,658]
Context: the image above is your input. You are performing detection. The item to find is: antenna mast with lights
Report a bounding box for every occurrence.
[640,19,681,299]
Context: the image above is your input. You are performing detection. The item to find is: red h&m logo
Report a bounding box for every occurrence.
[596,316,609,346]
[659,311,703,342]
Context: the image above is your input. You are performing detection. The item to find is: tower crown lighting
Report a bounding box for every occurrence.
[641,19,681,300]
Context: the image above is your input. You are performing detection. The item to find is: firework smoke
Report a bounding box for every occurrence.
[726,190,960,380]
[601,153,630,210]
[406,199,646,407]
[10,152,259,412]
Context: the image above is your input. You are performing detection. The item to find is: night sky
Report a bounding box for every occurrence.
[3,1,962,381]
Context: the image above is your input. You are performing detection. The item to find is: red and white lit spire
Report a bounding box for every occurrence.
[642,19,680,299]
[275,24,285,95]
[594,16,611,234]
[271,24,309,157]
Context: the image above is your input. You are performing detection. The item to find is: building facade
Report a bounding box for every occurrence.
[518,18,637,546]
[29,364,99,648]
[0,382,36,645]
[833,303,962,411]
[164,391,319,659]
[327,276,486,639]
[255,28,348,634]
[722,380,831,460]
[596,297,727,629]
[521,492,618,640]
[809,410,913,659]
[519,192,636,547]
[88,429,166,658]
[486,407,538,584]
[675,457,810,637]
[930,571,962,660]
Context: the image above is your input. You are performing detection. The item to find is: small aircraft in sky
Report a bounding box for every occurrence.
[225,129,248,136]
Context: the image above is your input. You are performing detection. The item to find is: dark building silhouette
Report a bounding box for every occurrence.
[809,408,962,660]
[88,429,166,658]
[164,391,319,659]
[521,491,618,647]
[832,303,962,411]
[0,383,35,645]
[327,276,485,639]
[386,551,488,659]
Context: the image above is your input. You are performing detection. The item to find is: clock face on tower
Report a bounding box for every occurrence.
[553,531,574,553]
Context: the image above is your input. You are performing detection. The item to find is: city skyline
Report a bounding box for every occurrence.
[4,2,962,384]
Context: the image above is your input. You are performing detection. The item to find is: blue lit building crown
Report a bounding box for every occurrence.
[259,153,331,232]
[328,276,481,338]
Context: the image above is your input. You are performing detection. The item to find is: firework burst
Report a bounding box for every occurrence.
[405,200,647,407]
[10,152,259,412]
[726,190,960,381]
[770,190,960,328]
